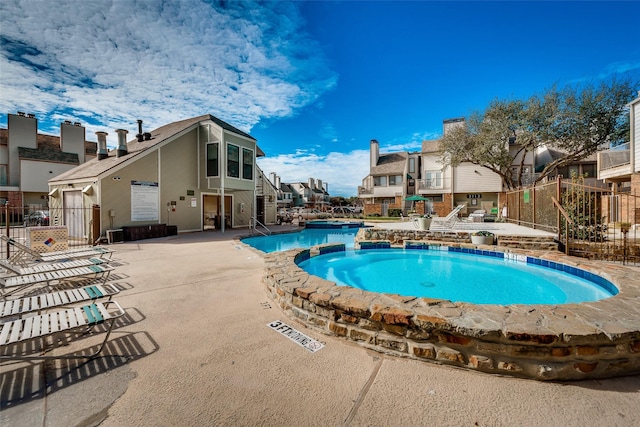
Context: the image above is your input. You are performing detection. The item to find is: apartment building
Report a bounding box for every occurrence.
[269,174,331,210]
[359,118,504,217]
[0,112,97,210]
[597,93,640,223]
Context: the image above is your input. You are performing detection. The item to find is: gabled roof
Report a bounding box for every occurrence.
[280,183,294,193]
[50,114,257,183]
[371,152,407,175]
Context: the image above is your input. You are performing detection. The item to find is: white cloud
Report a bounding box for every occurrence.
[257,149,369,197]
[0,0,337,144]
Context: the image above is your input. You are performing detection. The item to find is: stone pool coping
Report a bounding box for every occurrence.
[261,240,640,381]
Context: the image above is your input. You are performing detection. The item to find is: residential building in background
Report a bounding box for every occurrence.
[597,93,640,223]
[359,118,504,217]
[0,112,97,210]
[360,114,611,219]
[269,174,331,210]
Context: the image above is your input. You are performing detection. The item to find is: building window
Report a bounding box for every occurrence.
[582,164,596,178]
[206,143,219,177]
[227,144,240,178]
[374,176,387,186]
[242,148,253,180]
[0,164,7,186]
[388,175,402,185]
[409,158,415,174]
[425,170,442,189]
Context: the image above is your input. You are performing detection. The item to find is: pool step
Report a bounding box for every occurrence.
[496,235,558,251]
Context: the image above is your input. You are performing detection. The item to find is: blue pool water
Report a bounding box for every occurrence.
[242,228,359,253]
[297,249,617,305]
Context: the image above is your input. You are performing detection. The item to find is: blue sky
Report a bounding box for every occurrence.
[1,1,639,197]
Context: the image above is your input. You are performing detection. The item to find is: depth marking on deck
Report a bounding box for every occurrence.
[267,320,325,353]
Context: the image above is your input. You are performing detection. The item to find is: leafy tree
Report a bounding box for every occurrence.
[439,78,637,189]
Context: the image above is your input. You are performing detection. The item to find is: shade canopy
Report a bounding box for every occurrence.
[405,195,430,201]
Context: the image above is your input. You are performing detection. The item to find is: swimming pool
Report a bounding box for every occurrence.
[242,228,359,253]
[305,220,364,229]
[297,248,617,305]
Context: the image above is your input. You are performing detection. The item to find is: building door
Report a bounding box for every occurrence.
[202,194,219,230]
[382,200,389,217]
[63,190,84,240]
[256,196,265,224]
[202,194,233,230]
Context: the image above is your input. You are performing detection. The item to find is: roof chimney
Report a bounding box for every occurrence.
[136,120,143,142]
[370,139,379,168]
[115,129,128,157]
[96,131,109,160]
[144,132,151,140]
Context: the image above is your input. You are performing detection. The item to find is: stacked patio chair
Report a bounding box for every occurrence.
[0,299,125,360]
[0,263,115,297]
[0,235,124,360]
[0,234,113,268]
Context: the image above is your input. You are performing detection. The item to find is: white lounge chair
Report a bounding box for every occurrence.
[0,257,109,276]
[0,234,113,267]
[0,264,114,297]
[431,204,466,229]
[0,300,125,360]
[0,283,119,318]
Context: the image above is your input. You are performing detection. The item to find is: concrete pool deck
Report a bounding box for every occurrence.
[2,224,639,426]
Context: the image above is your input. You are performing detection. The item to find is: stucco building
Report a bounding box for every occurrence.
[48,114,276,242]
[0,112,96,210]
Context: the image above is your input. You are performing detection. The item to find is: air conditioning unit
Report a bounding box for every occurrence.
[106,229,124,244]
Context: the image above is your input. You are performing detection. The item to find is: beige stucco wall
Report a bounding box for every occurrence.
[454,163,502,193]
[48,119,265,237]
[96,151,157,236]
[21,160,77,192]
[159,129,201,231]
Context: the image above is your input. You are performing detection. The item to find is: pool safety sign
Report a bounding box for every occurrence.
[268,320,325,353]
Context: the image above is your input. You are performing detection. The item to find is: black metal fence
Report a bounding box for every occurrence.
[1,204,98,260]
[505,177,639,265]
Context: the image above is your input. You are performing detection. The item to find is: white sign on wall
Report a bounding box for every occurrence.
[131,180,159,221]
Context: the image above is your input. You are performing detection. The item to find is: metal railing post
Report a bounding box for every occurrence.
[4,201,9,259]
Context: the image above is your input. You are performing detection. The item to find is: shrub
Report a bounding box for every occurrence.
[472,231,494,237]
[388,208,402,218]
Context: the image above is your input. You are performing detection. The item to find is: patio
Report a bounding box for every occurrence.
[1,228,639,426]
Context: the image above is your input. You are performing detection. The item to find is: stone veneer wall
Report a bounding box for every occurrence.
[262,242,640,381]
[356,227,559,251]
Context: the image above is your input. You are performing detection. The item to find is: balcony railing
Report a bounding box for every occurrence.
[598,143,631,171]
[358,186,373,195]
[416,178,444,190]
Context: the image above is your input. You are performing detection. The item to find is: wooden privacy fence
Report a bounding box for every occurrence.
[505,177,639,265]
